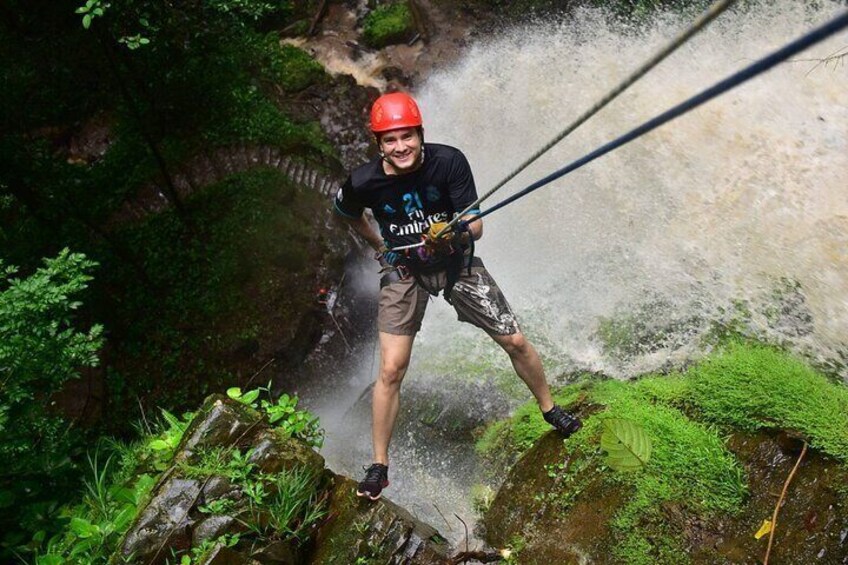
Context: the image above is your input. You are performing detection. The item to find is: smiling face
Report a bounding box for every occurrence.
[378,127,423,175]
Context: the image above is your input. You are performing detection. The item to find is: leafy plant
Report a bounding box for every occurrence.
[0,250,103,556]
[228,386,324,448]
[31,448,155,564]
[144,409,195,471]
[75,0,109,30]
[362,2,414,48]
[600,419,652,472]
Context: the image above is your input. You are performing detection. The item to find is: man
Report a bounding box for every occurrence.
[334,91,582,501]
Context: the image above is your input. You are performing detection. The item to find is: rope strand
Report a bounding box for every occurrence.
[473,9,848,222]
[434,0,739,240]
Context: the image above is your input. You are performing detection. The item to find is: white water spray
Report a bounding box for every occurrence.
[416,2,848,378]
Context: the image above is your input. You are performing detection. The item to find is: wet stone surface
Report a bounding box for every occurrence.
[119,478,202,563]
[308,475,451,564]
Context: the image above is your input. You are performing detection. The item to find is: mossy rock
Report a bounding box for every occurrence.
[173,394,264,465]
[361,2,415,49]
[275,44,327,92]
[308,474,451,564]
[480,341,848,564]
[247,427,324,475]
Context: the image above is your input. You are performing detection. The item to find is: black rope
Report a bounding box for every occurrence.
[473,10,848,222]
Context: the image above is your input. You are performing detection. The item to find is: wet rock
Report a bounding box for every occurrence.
[308,475,451,564]
[483,431,622,563]
[174,395,264,464]
[201,475,242,503]
[246,428,325,475]
[249,540,298,564]
[483,426,848,564]
[197,544,259,565]
[380,65,413,88]
[704,431,848,564]
[193,515,238,546]
[117,477,202,564]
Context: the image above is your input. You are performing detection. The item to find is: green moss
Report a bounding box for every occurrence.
[474,387,585,459]
[685,340,848,460]
[481,339,848,563]
[362,2,414,49]
[561,381,745,564]
[110,168,329,410]
[273,44,327,92]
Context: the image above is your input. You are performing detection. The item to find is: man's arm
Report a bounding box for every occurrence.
[338,212,385,252]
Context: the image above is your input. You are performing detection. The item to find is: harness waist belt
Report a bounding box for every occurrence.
[380,256,484,288]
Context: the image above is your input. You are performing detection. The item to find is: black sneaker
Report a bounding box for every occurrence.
[356,463,389,501]
[543,405,582,438]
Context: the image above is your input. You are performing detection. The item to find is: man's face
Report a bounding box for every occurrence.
[378,127,423,174]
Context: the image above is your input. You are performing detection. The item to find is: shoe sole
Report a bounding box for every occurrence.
[356,480,389,501]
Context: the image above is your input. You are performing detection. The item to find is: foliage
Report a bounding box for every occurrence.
[228,385,324,448]
[683,340,848,461]
[106,168,328,411]
[479,339,848,564]
[180,446,326,550]
[475,386,585,458]
[600,419,652,472]
[136,410,196,472]
[272,44,328,92]
[246,467,326,541]
[362,2,414,48]
[0,250,103,555]
[29,447,156,565]
[563,379,746,564]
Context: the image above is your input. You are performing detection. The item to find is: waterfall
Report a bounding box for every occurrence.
[298,0,848,546]
[416,1,848,378]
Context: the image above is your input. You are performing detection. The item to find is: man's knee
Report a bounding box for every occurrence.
[495,332,531,357]
[379,359,409,387]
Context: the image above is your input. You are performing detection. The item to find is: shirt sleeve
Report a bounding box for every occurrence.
[447,150,479,214]
[333,176,365,219]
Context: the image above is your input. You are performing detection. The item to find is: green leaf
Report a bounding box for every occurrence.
[113,505,136,531]
[240,389,260,405]
[148,439,171,451]
[70,517,98,539]
[600,418,652,472]
[37,556,64,565]
[226,387,242,399]
[110,485,136,504]
[82,14,92,28]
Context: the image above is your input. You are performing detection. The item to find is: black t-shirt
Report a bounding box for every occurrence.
[333,143,480,254]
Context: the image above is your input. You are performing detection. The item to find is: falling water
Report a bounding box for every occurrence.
[416,1,848,378]
[296,1,848,547]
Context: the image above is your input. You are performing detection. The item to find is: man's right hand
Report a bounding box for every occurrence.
[378,244,403,266]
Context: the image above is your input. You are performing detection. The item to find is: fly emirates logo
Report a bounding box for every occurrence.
[388,210,449,236]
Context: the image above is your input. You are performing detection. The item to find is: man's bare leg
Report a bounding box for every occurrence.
[491,331,554,412]
[372,331,415,466]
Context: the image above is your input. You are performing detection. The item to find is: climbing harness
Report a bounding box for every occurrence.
[471,9,848,222]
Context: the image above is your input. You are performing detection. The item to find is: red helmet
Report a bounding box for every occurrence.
[370,92,422,133]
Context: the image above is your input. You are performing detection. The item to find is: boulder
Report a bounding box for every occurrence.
[174,394,264,464]
[308,475,451,564]
[117,477,203,564]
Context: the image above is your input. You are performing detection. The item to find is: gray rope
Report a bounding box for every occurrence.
[433,0,738,240]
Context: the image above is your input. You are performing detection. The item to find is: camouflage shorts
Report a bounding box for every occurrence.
[377,258,520,336]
